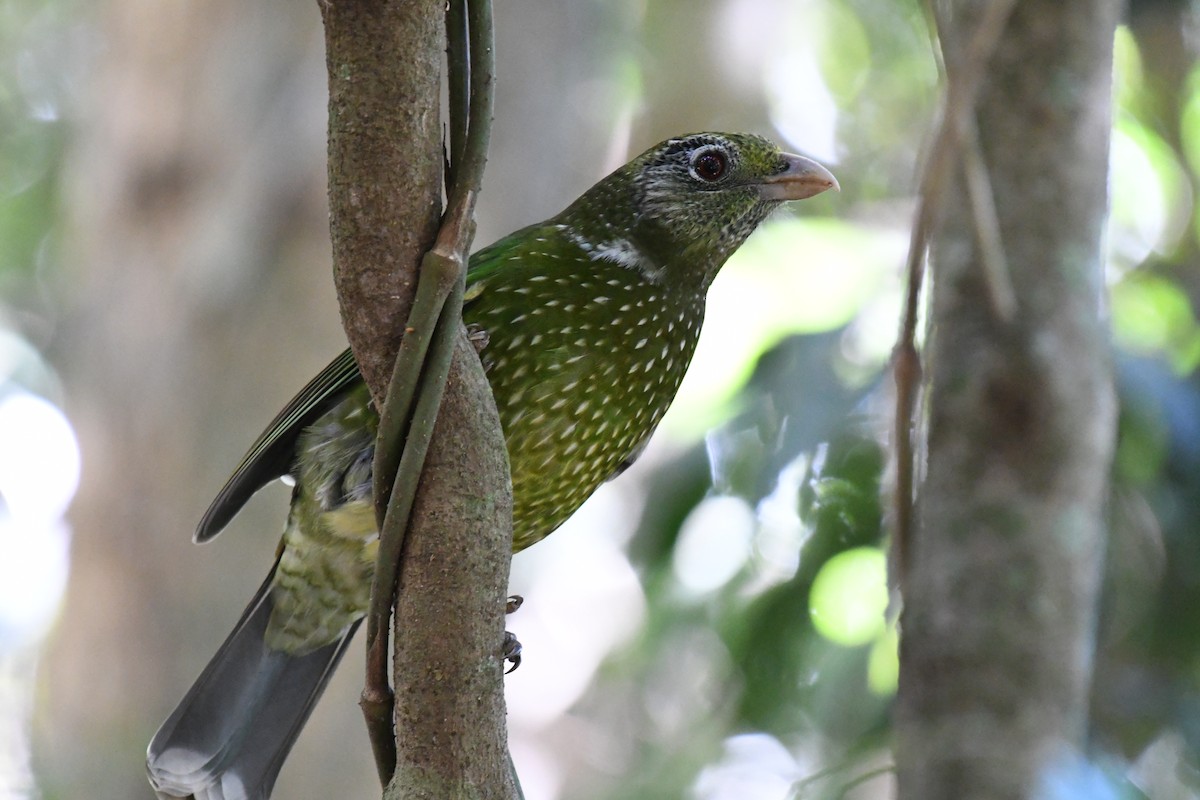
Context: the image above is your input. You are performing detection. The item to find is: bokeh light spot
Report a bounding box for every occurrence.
[692,732,798,800]
[809,546,887,647]
[672,495,756,595]
[0,392,80,523]
[664,218,903,437]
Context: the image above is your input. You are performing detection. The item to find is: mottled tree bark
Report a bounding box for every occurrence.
[320,0,443,403]
[319,2,515,797]
[895,1,1119,798]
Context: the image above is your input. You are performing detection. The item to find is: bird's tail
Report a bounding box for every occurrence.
[146,567,359,800]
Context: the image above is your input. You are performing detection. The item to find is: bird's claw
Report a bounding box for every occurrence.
[501,595,524,672]
[467,324,490,354]
[502,631,522,673]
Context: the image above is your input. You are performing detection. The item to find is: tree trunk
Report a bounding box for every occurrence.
[895,1,1119,798]
[319,2,516,797]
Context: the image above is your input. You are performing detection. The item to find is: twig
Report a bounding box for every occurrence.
[447,0,469,172]
[892,0,1019,585]
[961,116,1017,321]
[450,0,495,218]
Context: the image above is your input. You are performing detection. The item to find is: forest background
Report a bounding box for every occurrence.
[0,0,1195,798]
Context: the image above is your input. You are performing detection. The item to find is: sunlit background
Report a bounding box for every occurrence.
[2,0,1198,798]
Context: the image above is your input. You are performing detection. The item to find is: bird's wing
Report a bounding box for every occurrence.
[195,222,561,544]
[464,221,557,284]
[195,348,363,543]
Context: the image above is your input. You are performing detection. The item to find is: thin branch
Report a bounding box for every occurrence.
[446,0,468,172]
[790,750,893,800]
[835,766,896,799]
[891,0,1019,585]
[450,0,495,215]
[961,116,1017,321]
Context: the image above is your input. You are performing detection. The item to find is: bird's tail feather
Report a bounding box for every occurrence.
[146,567,359,800]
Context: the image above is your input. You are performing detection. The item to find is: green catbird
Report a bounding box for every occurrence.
[146,132,836,799]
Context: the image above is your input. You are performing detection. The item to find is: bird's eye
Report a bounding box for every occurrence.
[691,149,728,182]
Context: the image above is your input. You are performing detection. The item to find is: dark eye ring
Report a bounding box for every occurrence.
[691,149,728,182]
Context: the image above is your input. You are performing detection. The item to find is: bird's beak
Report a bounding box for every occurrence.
[758,153,839,201]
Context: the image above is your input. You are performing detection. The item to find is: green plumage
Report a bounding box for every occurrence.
[147,132,836,800]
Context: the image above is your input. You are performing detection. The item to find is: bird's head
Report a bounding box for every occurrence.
[560,132,838,288]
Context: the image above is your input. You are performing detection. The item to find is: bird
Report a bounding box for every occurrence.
[146,132,837,799]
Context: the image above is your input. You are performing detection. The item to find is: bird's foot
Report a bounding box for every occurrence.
[502,595,524,673]
[502,631,522,673]
[467,324,490,354]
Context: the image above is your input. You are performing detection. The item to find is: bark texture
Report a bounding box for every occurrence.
[320,0,444,403]
[895,1,1119,797]
[386,334,516,800]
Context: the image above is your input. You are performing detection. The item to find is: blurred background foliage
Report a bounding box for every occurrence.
[1,0,1199,798]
